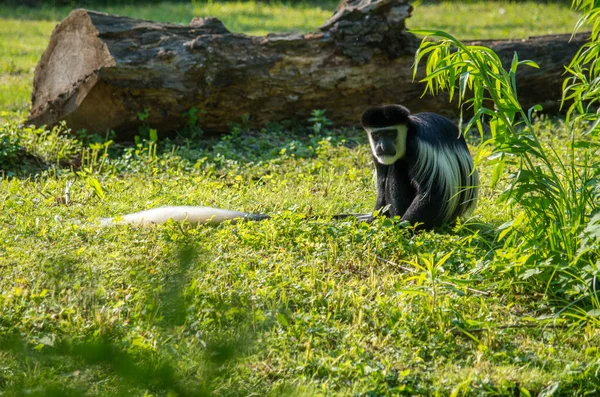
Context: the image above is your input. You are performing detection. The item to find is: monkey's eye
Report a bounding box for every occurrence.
[372,129,397,140]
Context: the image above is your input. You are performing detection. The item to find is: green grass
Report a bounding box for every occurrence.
[1,1,599,395]
[0,18,56,113]
[1,118,599,395]
[410,1,580,40]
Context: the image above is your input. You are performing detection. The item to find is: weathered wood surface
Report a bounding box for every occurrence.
[28,0,587,137]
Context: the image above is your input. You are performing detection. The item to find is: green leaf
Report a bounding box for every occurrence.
[491,156,505,187]
[527,104,543,121]
[519,387,532,397]
[573,140,600,149]
[88,177,105,200]
[437,251,454,267]
[510,52,519,75]
[409,29,465,49]
[518,60,540,69]
[497,222,514,241]
[583,116,600,135]
[276,313,289,326]
[149,128,158,143]
[459,71,470,99]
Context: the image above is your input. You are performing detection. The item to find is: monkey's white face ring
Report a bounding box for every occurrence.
[376,154,401,165]
[366,125,408,165]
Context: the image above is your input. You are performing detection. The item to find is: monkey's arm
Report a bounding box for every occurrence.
[373,162,388,212]
[376,163,415,218]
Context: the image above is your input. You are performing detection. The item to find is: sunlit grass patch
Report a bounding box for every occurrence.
[0,1,338,34]
[409,1,580,39]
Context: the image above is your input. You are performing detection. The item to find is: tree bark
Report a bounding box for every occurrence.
[28,0,587,138]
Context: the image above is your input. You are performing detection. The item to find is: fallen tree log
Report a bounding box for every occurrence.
[28,0,587,138]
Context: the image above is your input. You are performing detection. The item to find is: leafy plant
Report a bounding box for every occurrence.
[0,123,23,171]
[308,109,333,135]
[180,107,205,139]
[563,0,600,130]
[411,20,600,303]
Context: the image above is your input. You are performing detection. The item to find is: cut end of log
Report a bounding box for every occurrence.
[29,9,116,129]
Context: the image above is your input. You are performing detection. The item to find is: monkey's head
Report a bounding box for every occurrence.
[361,105,410,165]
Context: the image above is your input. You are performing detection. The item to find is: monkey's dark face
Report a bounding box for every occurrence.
[365,125,408,165]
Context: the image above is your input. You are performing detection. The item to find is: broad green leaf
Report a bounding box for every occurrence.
[88,177,105,200]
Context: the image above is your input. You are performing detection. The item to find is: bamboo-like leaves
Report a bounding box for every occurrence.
[564,2,600,135]
[411,15,600,299]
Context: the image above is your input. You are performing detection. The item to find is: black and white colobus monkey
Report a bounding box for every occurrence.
[101,105,477,229]
[361,104,478,229]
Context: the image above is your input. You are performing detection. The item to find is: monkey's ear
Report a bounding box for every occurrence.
[361,105,411,128]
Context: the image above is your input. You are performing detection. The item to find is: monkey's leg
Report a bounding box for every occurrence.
[401,191,445,230]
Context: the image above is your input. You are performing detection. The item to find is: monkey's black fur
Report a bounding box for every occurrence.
[361,104,411,128]
[362,104,478,230]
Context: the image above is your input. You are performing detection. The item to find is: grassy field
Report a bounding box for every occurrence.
[1,1,599,396]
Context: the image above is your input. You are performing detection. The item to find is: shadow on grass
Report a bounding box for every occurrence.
[0,150,51,179]
[0,243,258,396]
